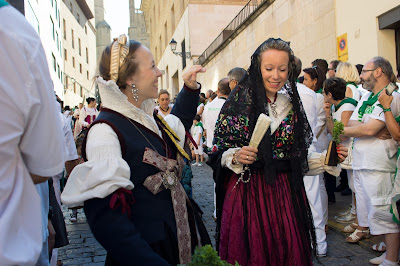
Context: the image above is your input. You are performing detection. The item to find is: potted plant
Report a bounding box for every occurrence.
[325,120,344,166]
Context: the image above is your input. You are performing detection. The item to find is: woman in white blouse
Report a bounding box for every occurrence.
[79,97,99,128]
[336,62,362,101]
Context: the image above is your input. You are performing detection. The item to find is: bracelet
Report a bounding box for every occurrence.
[382,107,391,113]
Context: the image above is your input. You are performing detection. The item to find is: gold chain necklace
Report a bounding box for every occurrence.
[124,116,167,155]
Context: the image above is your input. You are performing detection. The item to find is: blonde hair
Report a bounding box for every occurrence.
[336,62,360,84]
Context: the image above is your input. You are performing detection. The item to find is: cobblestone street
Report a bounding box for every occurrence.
[59,163,380,265]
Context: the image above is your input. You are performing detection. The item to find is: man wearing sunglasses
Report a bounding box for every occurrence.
[327,60,341,78]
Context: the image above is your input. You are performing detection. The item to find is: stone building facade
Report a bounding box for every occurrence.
[61,0,97,107]
[142,0,400,94]
[8,0,65,100]
[128,0,150,48]
[141,0,248,97]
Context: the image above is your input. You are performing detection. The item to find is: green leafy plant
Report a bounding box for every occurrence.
[332,120,344,144]
[187,245,240,266]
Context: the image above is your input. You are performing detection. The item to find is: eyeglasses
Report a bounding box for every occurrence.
[361,69,377,74]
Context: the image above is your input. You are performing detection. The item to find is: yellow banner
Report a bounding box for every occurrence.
[337,33,348,62]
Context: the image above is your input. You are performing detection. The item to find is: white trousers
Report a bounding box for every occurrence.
[353,169,399,235]
[347,169,357,215]
[304,174,327,255]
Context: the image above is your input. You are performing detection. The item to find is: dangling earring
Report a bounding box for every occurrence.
[131,84,138,102]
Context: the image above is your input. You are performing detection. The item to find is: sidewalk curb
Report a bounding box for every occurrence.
[327,219,383,257]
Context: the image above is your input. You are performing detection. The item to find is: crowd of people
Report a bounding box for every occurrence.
[1,2,400,266]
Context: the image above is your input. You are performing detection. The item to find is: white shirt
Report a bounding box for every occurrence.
[192,124,203,145]
[350,91,400,171]
[332,102,356,148]
[314,93,331,153]
[0,5,65,265]
[73,108,82,118]
[358,85,368,98]
[60,112,78,161]
[197,103,204,115]
[297,83,318,131]
[63,110,73,128]
[154,103,174,118]
[202,97,226,148]
[347,84,361,101]
[79,106,99,127]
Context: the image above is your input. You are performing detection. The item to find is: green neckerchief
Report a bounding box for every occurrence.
[195,121,203,130]
[335,98,358,112]
[316,88,323,94]
[0,0,9,7]
[358,88,384,120]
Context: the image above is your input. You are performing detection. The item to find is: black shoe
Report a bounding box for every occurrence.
[341,187,352,196]
[328,194,336,203]
[335,183,348,192]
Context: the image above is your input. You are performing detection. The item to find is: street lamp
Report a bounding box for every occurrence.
[169,38,191,58]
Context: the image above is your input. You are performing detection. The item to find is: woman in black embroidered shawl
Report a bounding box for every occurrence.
[209,38,316,265]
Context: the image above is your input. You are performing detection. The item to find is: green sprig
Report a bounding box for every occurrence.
[332,120,344,143]
[186,245,240,266]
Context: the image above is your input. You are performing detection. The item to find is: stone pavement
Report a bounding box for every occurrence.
[58,163,381,265]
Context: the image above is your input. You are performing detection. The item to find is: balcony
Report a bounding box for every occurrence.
[198,0,274,65]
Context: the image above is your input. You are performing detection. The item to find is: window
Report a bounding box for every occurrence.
[158,35,162,62]
[54,0,57,19]
[181,39,186,69]
[77,13,80,24]
[57,64,60,78]
[56,32,59,50]
[85,25,87,34]
[87,71,89,80]
[78,38,81,55]
[71,29,74,48]
[69,2,72,12]
[73,82,76,93]
[86,47,88,63]
[52,53,56,71]
[50,0,53,6]
[50,17,54,40]
[72,56,75,68]
[171,5,175,33]
[79,63,82,74]
[64,49,67,61]
[63,19,66,39]
[80,86,83,97]
[164,22,168,48]
[65,76,69,88]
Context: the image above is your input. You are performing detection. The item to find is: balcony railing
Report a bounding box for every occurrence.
[198,0,273,65]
